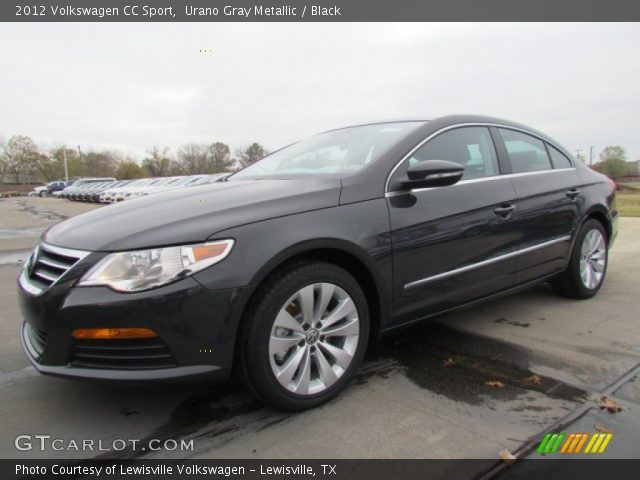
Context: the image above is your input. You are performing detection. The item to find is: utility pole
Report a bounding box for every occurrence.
[575,149,583,162]
[589,146,594,166]
[62,146,69,182]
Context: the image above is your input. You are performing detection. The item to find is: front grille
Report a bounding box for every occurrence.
[25,323,47,357]
[71,338,178,370]
[22,243,89,294]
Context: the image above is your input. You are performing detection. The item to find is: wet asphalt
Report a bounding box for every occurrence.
[0,197,638,469]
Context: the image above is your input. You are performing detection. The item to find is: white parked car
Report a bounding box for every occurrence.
[29,186,48,197]
[107,178,158,203]
[100,174,229,203]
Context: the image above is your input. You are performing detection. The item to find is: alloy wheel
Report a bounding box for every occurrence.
[268,282,360,395]
[579,229,606,290]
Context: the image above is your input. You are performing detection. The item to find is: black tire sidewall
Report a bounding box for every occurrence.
[569,219,609,298]
[242,262,370,411]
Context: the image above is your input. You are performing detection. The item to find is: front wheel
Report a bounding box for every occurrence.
[237,262,369,411]
[552,219,608,299]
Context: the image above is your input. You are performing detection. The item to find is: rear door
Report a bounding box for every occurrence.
[495,128,582,284]
[387,126,520,326]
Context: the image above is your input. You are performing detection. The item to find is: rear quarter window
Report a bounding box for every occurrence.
[499,128,552,173]
[547,144,573,169]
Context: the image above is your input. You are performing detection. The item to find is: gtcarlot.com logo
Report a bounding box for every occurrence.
[537,432,613,455]
[14,434,194,453]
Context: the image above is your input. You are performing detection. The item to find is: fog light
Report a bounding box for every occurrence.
[71,328,158,339]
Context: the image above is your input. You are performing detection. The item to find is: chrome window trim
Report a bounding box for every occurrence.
[384,122,575,194]
[403,235,572,290]
[385,168,576,197]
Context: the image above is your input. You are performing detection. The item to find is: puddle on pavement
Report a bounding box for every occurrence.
[90,387,281,463]
[81,321,588,462]
[365,322,587,406]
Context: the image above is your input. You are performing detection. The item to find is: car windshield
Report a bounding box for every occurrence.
[230,122,425,180]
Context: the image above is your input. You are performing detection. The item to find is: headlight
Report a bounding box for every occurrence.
[78,240,234,292]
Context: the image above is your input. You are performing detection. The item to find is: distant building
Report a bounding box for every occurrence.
[627,160,640,175]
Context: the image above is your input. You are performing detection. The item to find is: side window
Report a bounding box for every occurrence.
[499,129,552,173]
[405,127,499,181]
[547,144,573,169]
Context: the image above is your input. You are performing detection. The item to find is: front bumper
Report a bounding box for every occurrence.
[21,322,220,381]
[18,273,249,382]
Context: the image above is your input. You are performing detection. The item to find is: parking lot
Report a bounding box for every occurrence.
[0,197,638,462]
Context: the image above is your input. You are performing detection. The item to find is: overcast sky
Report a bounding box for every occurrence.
[0,23,638,161]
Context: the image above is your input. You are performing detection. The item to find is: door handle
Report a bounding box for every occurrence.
[565,188,581,199]
[493,204,515,217]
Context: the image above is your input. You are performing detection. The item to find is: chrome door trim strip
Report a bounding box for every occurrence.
[385,168,576,197]
[403,235,572,290]
[384,122,575,193]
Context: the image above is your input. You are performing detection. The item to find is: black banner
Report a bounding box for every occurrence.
[3,460,640,480]
[3,0,640,22]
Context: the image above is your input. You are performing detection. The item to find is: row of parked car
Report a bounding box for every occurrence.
[32,174,226,204]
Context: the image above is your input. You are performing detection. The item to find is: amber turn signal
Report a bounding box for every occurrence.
[192,243,229,262]
[71,328,158,339]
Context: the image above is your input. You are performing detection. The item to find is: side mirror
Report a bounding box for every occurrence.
[401,160,464,190]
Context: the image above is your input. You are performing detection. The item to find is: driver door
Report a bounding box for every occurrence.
[386,126,520,326]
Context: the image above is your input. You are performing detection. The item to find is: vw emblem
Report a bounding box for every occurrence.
[305,329,319,345]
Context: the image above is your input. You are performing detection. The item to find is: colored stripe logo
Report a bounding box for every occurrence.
[537,432,613,455]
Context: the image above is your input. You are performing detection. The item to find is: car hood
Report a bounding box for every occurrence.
[44,179,342,251]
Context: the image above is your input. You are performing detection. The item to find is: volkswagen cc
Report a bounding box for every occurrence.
[17,115,617,410]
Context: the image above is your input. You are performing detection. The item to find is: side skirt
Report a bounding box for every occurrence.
[379,271,564,336]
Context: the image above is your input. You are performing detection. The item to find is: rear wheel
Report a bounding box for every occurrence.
[238,262,369,411]
[39,190,47,197]
[552,219,608,299]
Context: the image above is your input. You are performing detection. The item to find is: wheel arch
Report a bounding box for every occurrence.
[561,206,612,273]
[579,207,612,241]
[244,239,388,341]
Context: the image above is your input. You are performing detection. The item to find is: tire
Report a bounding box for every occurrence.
[552,219,608,299]
[39,191,47,197]
[237,261,369,411]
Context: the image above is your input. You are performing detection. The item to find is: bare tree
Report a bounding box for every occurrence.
[83,150,119,177]
[599,146,626,163]
[599,145,628,180]
[0,135,40,184]
[0,136,7,182]
[209,142,234,172]
[142,146,172,176]
[31,152,59,182]
[235,142,268,168]
[116,160,147,179]
[177,143,211,174]
[176,142,234,174]
[49,147,81,179]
